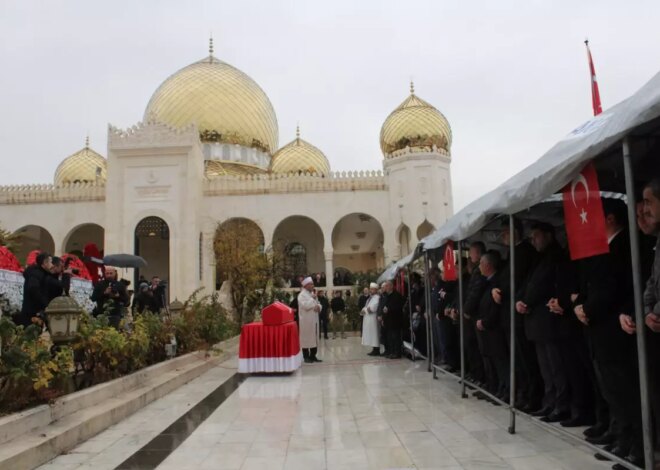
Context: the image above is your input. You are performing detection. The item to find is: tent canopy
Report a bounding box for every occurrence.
[420,69,660,252]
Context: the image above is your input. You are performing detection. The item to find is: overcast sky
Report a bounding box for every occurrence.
[1,0,659,210]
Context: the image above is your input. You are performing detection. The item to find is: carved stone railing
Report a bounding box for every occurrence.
[0,182,106,205]
[0,268,95,314]
[204,170,386,196]
[384,145,450,159]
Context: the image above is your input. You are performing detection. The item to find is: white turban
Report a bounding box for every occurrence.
[302,276,313,287]
[369,282,379,289]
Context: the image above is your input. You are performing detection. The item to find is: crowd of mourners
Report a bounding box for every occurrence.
[402,177,660,470]
[17,255,166,330]
[283,270,353,288]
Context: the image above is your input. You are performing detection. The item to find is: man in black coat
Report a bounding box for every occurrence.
[574,201,643,467]
[516,222,570,422]
[90,266,129,329]
[475,251,509,400]
[492,220,542,410]
[381,280,404,358]
[377,283,389,355]
[19,252,53,327]
[317,290,330,339]
[463,242,487,385]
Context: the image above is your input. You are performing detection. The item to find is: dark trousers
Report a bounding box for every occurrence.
[493,354,510,397]
[436,316,454,364]
[594,355,643,458]
[431,314,441,360]
[559,337,595,420]
[319,314,328,338]
[535,340,569,413]
[302,347,318,360]
[464,318,484,382]
[387,328,402,357]
[381,323,389,354]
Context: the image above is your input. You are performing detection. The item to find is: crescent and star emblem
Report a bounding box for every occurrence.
[570,173,590,224]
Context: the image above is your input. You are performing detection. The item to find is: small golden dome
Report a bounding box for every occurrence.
[205,160,267,178]
[271,127,331,175]
[380,83,452,156]
[54,139,107,186]
[144,52,278,154]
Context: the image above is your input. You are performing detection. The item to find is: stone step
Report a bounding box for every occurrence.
[0,337,238,470]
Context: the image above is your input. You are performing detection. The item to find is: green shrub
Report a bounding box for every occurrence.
[0,288,238,414]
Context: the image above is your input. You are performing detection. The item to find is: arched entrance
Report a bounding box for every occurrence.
[273,216,324,283]
[63,223,104,257]
[397,224,412,258]
[12,225,55,265]
[331,213,385,274]
[214,218,264,291]
[134,216,170,291]
[416,219,435,240]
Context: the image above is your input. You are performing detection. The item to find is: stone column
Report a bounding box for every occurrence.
[324,250,334,292]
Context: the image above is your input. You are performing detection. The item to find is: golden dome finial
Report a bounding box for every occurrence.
[410,80,415,95]
[209,35,214,62]
[85,135,89,149]
[296,123,300,140]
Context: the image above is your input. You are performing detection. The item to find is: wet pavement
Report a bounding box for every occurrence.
[37,337,611,470]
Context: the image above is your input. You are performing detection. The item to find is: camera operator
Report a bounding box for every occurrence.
[134,282,157,314]
[150,276,167,313]
[19,252,52,327]
[91,266,129,329]
[46,257,75,300]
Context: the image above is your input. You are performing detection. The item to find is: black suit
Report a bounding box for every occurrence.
[478,273,509,396]
[383,290,404,356]
[19,265,51,327]
[463,268,487,382]
[497,241,543,407]
[318,295,329,339]
[577,230,641,457]
[519,242,569,414]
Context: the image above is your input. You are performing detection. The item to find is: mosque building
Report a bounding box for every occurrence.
[0,41,454,300]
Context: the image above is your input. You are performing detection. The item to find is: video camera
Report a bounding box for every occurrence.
[63,258,80,276]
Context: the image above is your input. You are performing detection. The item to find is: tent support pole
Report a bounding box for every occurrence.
[407,269,415,362]
[622,137,654,470]
[424,251,433,372]
[458,241,467,398]
[508,215,517,434]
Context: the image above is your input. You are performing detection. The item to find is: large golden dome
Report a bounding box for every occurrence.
[380,83,452,156]
[54,139,107,186]
[271,127,331,175]
[144,47,278,154]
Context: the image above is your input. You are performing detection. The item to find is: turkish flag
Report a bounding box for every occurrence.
[443,241,458,281]
[562,162,609,260]
[585,41,603,116]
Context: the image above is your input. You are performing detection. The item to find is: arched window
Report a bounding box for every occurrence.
[285,242,307,277]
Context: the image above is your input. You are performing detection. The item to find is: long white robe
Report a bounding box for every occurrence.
[361,294,381,348]
[298,289,320,349]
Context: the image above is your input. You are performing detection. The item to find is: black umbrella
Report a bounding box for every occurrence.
[103,254,148,268]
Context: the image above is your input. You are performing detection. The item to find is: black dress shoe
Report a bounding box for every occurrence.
[473,391,487,400]
[583,423,608,438]
[523,402,542,414]
[388,354,402,359]
[560,415,596,427]
[585,432,617,445]
[540,411,571,423]
[304,358,313,363]
[612,455,644,470]
[530,407,552,417]
[311,357,323,363]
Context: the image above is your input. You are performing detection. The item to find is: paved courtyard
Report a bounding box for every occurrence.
[37,337,610,470]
